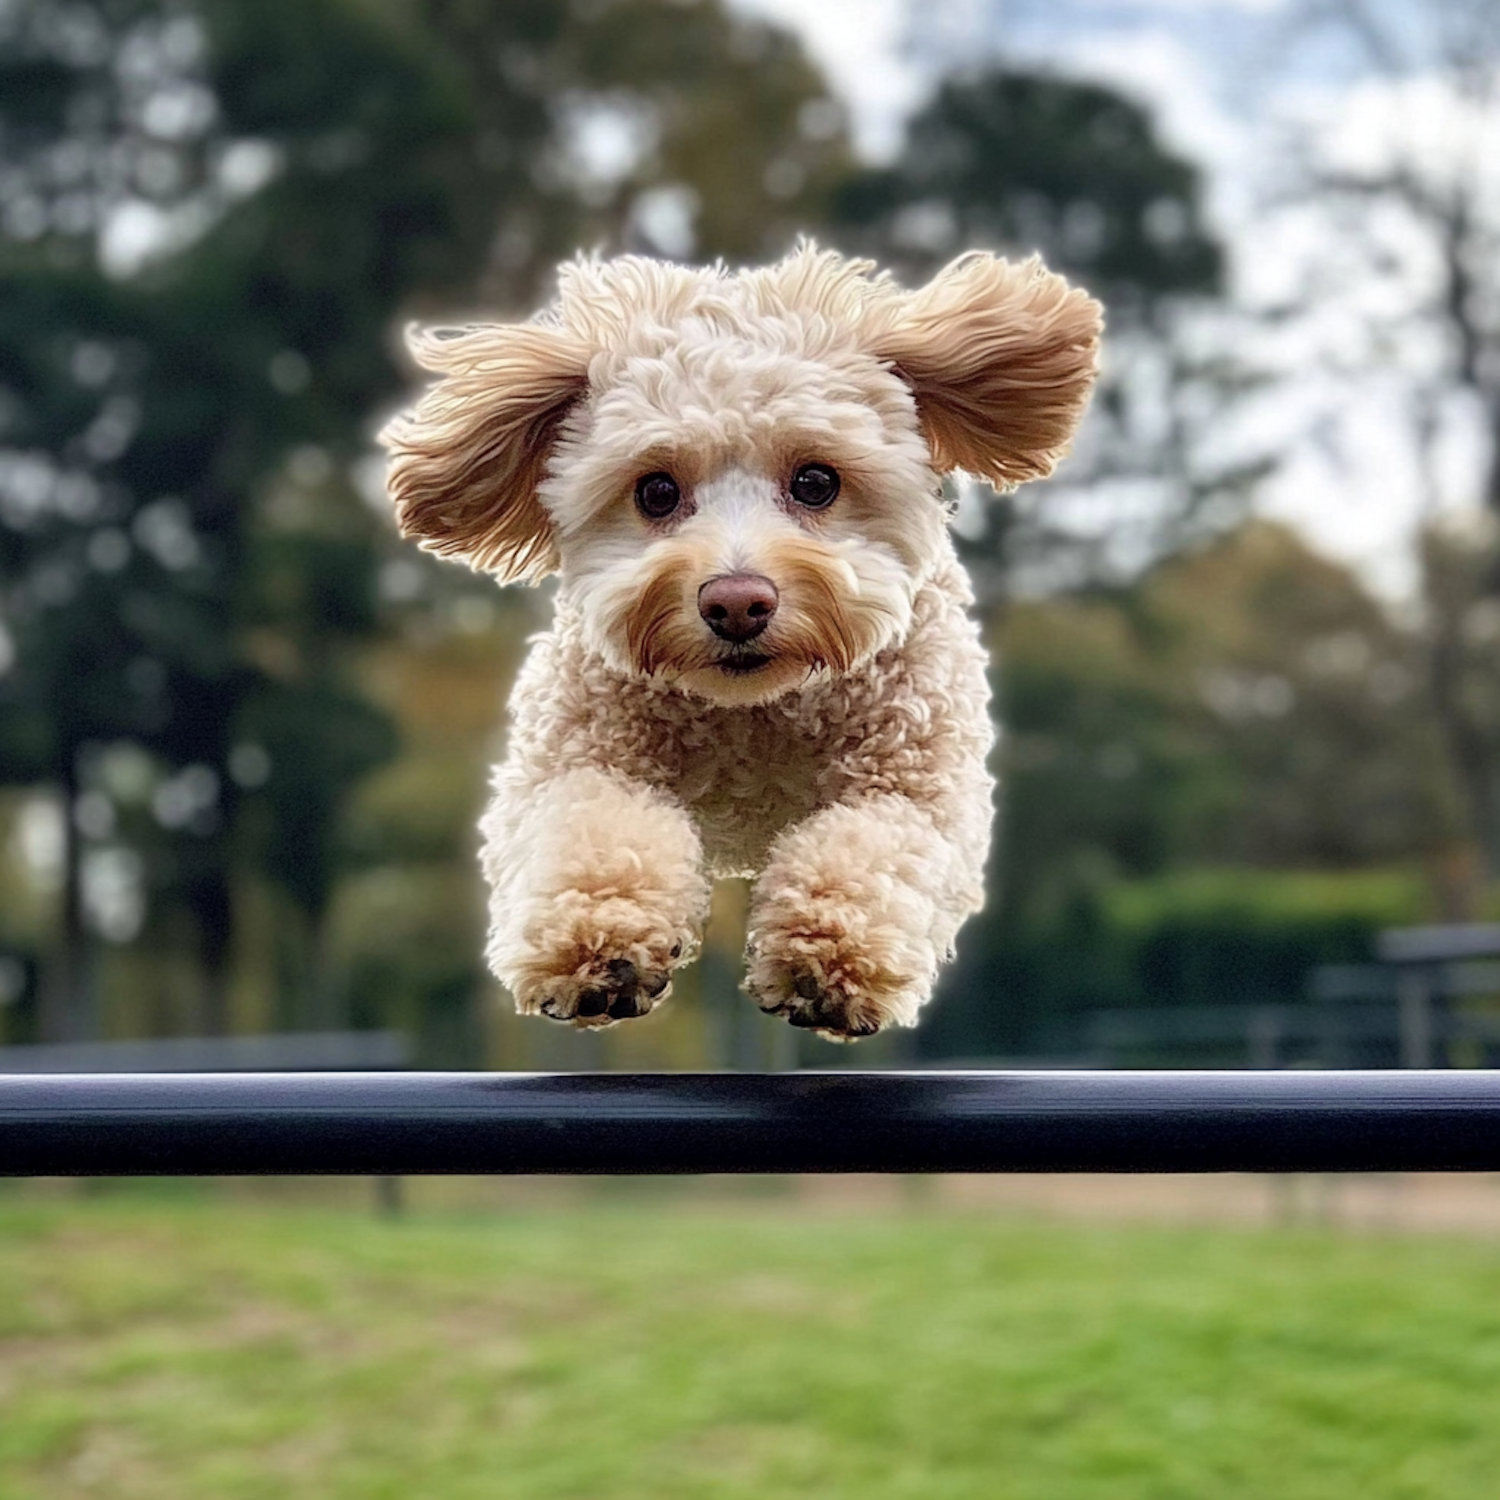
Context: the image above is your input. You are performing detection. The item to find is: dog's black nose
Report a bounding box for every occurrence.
[698,573,778,642]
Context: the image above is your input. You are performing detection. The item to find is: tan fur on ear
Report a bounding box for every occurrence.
[872,253,1102,490]
[380,322,591,581]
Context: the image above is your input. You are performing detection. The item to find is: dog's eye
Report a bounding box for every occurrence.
[789,463,840,510]
[635,471,682,520]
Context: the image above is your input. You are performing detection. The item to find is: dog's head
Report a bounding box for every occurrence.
[382,246,1100,706]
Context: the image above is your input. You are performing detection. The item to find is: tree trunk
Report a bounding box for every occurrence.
[189,869,235,1037]
[1425,619,1500,877]
[36,774,89,1043]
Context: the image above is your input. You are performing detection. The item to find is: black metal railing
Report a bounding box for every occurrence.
[4,1069,1500,1176]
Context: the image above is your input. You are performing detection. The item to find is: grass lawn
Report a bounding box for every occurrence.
[2,1187,1500,1499]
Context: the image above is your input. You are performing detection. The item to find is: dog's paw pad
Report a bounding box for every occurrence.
[539,957,673,1028]
[758,977,884,1041]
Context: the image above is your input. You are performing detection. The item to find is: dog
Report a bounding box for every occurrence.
[381,245,1100,1040]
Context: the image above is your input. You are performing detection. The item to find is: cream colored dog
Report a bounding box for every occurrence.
[381,246,1100,1040]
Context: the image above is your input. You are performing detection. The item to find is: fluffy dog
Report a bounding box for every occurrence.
[381,246,1100,1040]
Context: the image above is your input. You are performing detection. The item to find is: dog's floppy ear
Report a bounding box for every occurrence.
[380,322,591,581]
[872,253,1102,490]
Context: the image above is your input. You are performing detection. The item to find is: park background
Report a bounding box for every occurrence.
[7,5,1500,1498]
[2,0,1499,1070]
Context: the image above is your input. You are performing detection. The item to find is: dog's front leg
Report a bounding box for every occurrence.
[744,789,988,1041]
[480,766,710,1026]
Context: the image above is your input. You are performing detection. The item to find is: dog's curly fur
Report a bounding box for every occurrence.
[381,245,1101,1040]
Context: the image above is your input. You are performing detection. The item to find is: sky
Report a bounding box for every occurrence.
[730,0,1497,600]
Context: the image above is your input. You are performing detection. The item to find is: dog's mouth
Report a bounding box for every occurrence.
[714,651,773,676]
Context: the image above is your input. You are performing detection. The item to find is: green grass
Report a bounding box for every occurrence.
[3,1190,1500,1499]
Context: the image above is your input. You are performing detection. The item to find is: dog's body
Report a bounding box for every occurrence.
[383,247,1100,1039]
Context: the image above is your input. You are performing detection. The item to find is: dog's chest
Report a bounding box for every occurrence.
[624,696,845,877]
[682,712,828,875]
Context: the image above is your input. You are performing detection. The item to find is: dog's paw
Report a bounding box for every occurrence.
[744,885,935,1040]
[506,884,701,1029]
[744,930,920,1042]
[534,953,677,1028]
[753,970,887,1042]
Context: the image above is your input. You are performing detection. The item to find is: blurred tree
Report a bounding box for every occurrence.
[0,0,481,1037]
[833,66,1257,598]
[1145,521,1455,868]
[998,521,1450,902]
[1266,0,1500,879]
[1418,515,1500,905]
[0,263,256,1039]
[839,69,1220,306]
[539,0,852,266]
[397,0,853,303]
[929,520,1456,1053]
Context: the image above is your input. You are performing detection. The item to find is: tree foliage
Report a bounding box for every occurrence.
[929,521,1459,1054]
[838,69,1220,307]
[1257,0,1500,877]
[833,66,1251,597]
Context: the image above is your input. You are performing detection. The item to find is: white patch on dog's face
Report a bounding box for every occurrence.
[540,332,948,705]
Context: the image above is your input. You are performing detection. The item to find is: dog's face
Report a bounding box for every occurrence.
[382,247,1101,705]
[540,305,943,706]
